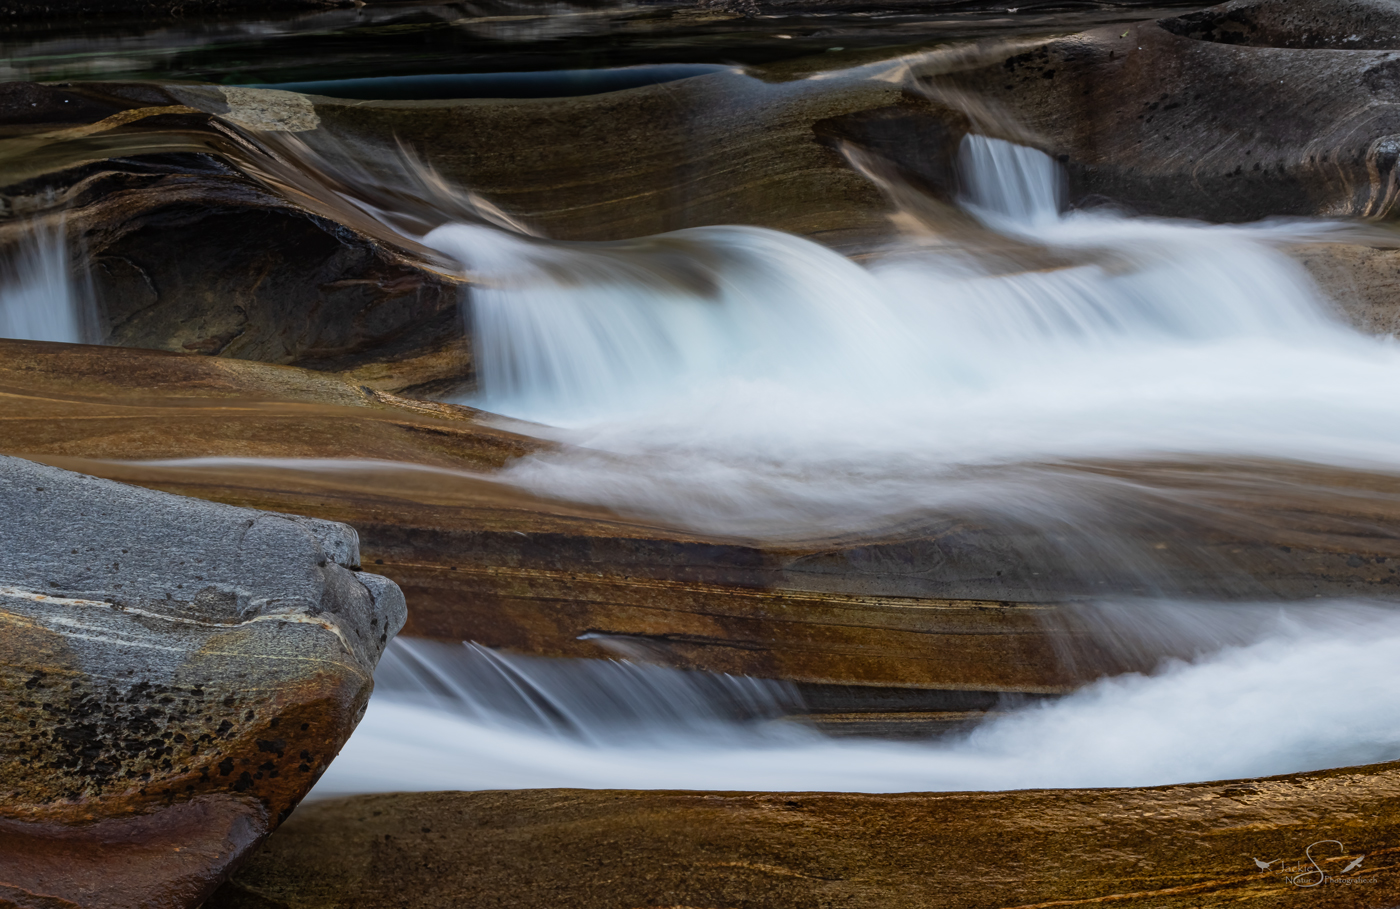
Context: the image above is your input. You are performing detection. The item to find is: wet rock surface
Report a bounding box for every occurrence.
[12,5,1400,376]
[920,6,1400,222]
[0,453,406,908]
[1,0,348,21]
[3,3,1400,903]
[209,764,1400,908]
[1159,0,1400,49]
[0,82,469,395]
[4,340,1400,705]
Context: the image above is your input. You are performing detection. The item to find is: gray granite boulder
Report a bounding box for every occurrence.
[0,454,406,909]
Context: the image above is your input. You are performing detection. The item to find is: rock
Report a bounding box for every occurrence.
[916,3,1400,222]
[1295,242,1400,337]
[0,0,349,22]
[0,82,469,396]
[0,453,407,909]
[0,338,537,467]
[14,20,1400,377]
[0,70,912,389]
[1159,0,1400,50]
[209,762,1400,908]
[5,340,1400,708]
[0,0,1204,82]
[292,68,911,250]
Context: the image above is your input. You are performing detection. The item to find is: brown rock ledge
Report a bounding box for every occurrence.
[209,763,1400,909]
[5,339,1400,706]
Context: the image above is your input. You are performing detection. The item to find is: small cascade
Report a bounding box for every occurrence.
[0,221,89,344]
[414,136,1398,538]
[426,221,900,422]
[375,638,802,743]
[317,601,1400,796]
[957,134,1064,225]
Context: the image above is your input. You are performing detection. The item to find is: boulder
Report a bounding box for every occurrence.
[209,763,1400,908]
[0,453,407,909]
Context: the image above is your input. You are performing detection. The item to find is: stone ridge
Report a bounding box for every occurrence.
[0,455,372,629]
[212,766,1400,908]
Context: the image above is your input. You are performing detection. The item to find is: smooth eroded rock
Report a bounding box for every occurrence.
[209,764,1400,908]
[1159,0,1400,49]
[0,453,407,909]
[6,340,1400,708]
[919,4,1400,222]
[0,81,469,395]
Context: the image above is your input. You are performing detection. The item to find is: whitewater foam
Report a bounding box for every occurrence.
[316,601,1400,795]
[417,137,1400,537]
[0,221,89,344]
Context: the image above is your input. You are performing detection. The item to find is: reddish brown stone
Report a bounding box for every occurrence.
[208,762,1400,909]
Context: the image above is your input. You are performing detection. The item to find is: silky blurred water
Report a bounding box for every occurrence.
[16,127,1398,794]
[0,222,87,344]
[318,601,1400,795]
[413,136,1400,539]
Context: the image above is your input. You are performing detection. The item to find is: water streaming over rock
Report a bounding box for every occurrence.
[375,638,803,742]
[44,134,1400,794]
[421,136,1395,539]
[0,221,89,344]
[318,601,1400,795]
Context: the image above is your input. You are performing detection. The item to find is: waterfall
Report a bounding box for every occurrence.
[958,133,1064,225]
[0,221,89,344]
[374,638,802,743]
[419,136,1395,538]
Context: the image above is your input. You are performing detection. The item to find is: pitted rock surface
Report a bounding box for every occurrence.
[0,454,406,909]
[1160,0,1400,49]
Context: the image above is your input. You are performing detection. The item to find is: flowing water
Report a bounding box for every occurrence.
[8,117,1400,795]
[0,221,88,344]
[319,600,1400,795]
[310,135,1400,795]
[427,136,1397,538]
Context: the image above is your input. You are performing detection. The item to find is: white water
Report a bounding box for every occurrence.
[0,222,88,344]
[318,601,1400,795]
[422,135,1400,538]
[300,135,1400,796]
[50,135,1400,793]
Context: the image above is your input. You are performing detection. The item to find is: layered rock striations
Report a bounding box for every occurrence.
[210,762,1400,908]
[5,340,1400,709]
[12,1,1400,375]
[0,454,406,909]
[916,0,1400,223]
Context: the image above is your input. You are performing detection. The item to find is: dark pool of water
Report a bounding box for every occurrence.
[256,64,735,100]
[1,1,1212,87]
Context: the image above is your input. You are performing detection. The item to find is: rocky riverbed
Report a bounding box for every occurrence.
[4,0,1400,906]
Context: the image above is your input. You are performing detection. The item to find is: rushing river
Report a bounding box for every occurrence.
[6,122,1400,795]
[319,601,1400,795]
[320,134,1400,794]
